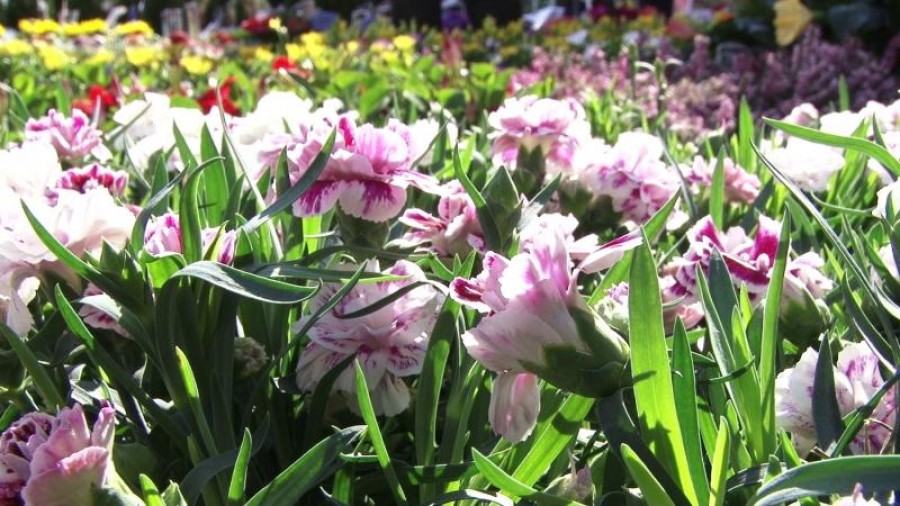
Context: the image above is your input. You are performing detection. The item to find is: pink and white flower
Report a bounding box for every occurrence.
[399,181,484,256]
[78,283,129,338]
[669,215,832,304]
[285,118,440,222]
[0,404,116,506]
[685,155,761,204]
[294,260,444,416]
[487,95,591,177]
[143,212,236,264]
[579,132,682,227]
[24,109,110,164]
[776,342,896,455]
[54,164,128,198]
[451,228,629,441]
[518,213,641,273]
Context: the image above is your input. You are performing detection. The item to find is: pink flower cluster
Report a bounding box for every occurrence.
[685,155,760,204]
[54,163,128,198]
[776,342,895,455]
[487,96,591,177]
[294,260,444,416]
[25,109,109,164]
[0,405,115,506]
[400,181,485,257]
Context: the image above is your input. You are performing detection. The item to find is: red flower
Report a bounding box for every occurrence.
[272,55,296,72]
[72,84,119,116]
[198,77,241,116]
[169,30,190,46]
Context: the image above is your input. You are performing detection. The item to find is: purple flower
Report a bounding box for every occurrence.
[399,181,484,257]
[143,212,236,264]
[451,228,628,441]
[25,109,110,164]
[54,164,128,198]
[0,404,116,506]
[294,260,444,416]
[488,96,591,177]
[286,118,440,222]
[776,342,896,455]
[579,132,682,227]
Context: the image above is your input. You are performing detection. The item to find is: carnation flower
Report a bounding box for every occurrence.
[487,95,591,177]
[0,404,116,506]
[78,283,129,338]
[24,109,110,164]
[399,181,484,256]
[685,155,760,204]
[776,342,896,455]
[294,260,444,416]
[143,212,236,263]
[54,164,128,198]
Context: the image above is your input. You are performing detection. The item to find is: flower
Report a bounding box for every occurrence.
[143,212,236,264]
[764,138,844,192]
[180,55,214,76]
[0,273,40,336]
[37,45,69,70]
[197,78,241,116]
[25,109,109,164]
[393,34,417,52]
[285,118,440,222]
[670,215,832,304]
[125,47,160,67]
[0,404,116,506]
[874,179,900,221]
[774,0,814,47]
[293,260,444,416]
[685,155,761,203]
[79,283,129,337]
[487,95,591,177]
[451,228,629,441]
[832,484,881,506]
[579,132,682,227]
[399,181,484,256]
[114,20,154,37]
[63,19,107,37]
[776,342,896,455]
[55,164,128,198]
[18,19,62,36]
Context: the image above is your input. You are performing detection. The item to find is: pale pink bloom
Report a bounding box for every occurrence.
[685,155,761,203]
[387,117,458,167]
[580,132,681,227]
[518,213,640,273]
[0,404,116,506]
[488,95,591,176]
[143,212,236,264]
[819,110,866,137]
[831,484,881,506]
[0,273,40,336]
[79,283,129,338]
[0,143,62,201]
[399,181,484,256]
[24,109,110,164]
[285,118,440,222]
[669,215,832,304]
[596,278,704,335]
[776,342,896,455]
[451,228,587,441]
[294,260,444,416]
[782,103,819,128]
[764,138,844,192]
[54,164,128,198]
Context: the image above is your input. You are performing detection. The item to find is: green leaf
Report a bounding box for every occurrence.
[471,449,585,506]
[354,360,408,505]
[227,429,252,506]
[764,118,900,177]
[673,319,709,505]
[454,148,503,253]
[750,456,900,506]
[140,475,165,506]
[812,337,845,452]
[244,426,364,506]
[172,261,317,304]
[621,444,675,506]
[242,129,336,233]
[737,97,756,170]
[175,347,218,456]
[708,418,731,506]
[0,323,64,410]
[628,233,698,504]
[759,211,790,457]
[710,151,726,229]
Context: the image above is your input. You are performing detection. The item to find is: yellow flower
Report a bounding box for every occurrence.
[773,0,813,46]
[254,47,274,63]
[85,49,114,65]
[64,18,107,36]
[0,25,6,38]
[125,46,159,67]
[19,18,62,36]
[115,20,154,37]
[0,39,32,56]
[342,40,360,54]
[301,32,324,46]
[285,43,302,61]
[392,34,416,52]
[180,55,213,75]
[38,44,69,69]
